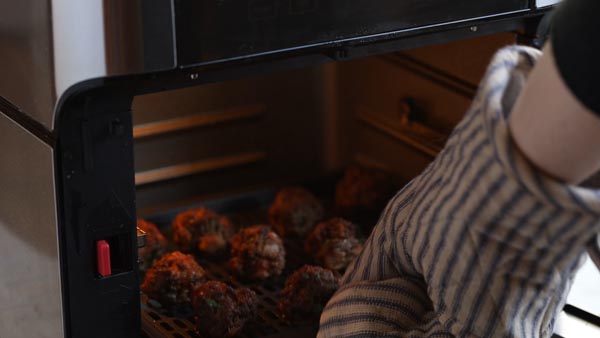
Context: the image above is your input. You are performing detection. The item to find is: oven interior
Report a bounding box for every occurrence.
[132,32,493,338]
[131,32,600,338]
[133,33,515,212]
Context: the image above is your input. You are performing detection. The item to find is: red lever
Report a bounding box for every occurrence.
[96,240,112,277]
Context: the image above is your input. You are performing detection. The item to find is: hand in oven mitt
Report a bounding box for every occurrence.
[317,46,600,338]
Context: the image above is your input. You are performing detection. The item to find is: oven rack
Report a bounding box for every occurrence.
[140,186,377,338]
[141,240,318,338]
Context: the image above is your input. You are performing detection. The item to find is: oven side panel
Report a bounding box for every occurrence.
[0,0,56,130]
[0,113,64,338]
[330,33,517,181]
[133,67,328,210]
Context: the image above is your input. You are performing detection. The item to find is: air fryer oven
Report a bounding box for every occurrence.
[1,1,597,338]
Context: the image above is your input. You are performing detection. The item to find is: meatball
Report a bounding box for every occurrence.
[229,225,285,280]
[172,207,234,256]
[141,251,207,307]
[305,218,363,271]
[279,265,338,321]
[193,281,258,338]
[268,187,324,237]
[334,165,391,216]
[137,218,168,275]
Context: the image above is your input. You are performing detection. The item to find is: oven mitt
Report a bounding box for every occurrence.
[318,45,600,338]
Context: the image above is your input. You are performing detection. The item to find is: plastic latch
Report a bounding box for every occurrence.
[96,240,112,277]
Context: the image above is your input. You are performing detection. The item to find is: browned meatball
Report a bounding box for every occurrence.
[193,281,258,338]
[141,251,207,307]
[172,207,234,256]
[334,165,391,216]
[305,217,363,271]
[137,218,168,274]
[229,225,285,280]
[279,265,338,321]
[268,187,324,237]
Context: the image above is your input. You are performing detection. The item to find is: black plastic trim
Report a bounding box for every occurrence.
[174,8,547,70]
[55,85,140,338]
[174,0,529,66]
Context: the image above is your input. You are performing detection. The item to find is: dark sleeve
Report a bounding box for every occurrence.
[551,0,600,116]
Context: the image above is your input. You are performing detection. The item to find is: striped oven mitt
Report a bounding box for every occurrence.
[317,45,600,338]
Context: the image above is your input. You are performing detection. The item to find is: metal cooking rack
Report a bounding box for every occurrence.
[140,188,328,338]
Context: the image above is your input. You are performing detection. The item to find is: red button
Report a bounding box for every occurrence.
[96,240,112,277]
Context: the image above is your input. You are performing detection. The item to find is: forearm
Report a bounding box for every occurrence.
[508,42,600,184]
[509,0,600,185]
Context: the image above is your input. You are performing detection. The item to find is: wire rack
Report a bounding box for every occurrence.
[140,188,334,338]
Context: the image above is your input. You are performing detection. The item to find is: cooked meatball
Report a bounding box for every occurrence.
[334,165,391,216]
[193,281,258,338]
[172,207,234,256]
[268,187,324,237]
[137,218,168,275]
[141,251,207,307]
[305,217,363,271]
[229,225,285,280]
[279,265,339,321]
